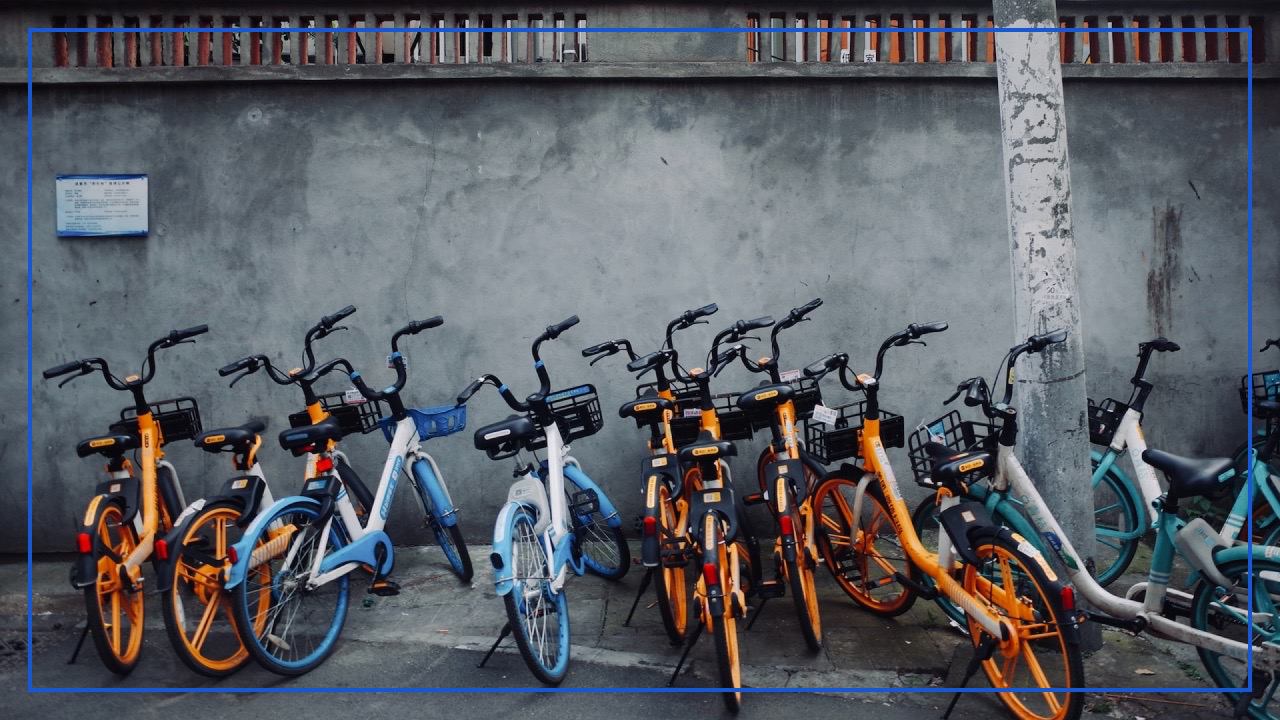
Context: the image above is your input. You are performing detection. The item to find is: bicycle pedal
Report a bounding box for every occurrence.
[368,579,401,597]
[757,579,786,599]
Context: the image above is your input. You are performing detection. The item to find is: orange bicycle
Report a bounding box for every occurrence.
[44,324,210,674]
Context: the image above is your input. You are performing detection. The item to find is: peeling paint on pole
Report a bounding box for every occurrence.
[993,2,1097,598]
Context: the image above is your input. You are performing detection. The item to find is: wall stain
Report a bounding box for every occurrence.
[1146,203,1182,335]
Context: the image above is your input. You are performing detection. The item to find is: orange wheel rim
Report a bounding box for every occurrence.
[95,505,143,665]
[795,505,822,637]
[816,478,910,612]
[964,544,1073,720]
[659,486,688,637]
[718,540,742,697]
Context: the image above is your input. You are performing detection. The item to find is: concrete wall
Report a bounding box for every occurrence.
[3,69,1272,554]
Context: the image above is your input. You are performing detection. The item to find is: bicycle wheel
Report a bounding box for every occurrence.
[813,474,915,616]
[781,491,822,652]
[964,533,1084,720]
[231,501,350,676]
[909,495,968,630]
[702,518,742,713]
[1190,555,1280,719]
[652,484,691,645]
[1089,456,1142,587]
[162,502,264,677]
[565,479,630,580]
[411,463,473,582]
[83,500,144,675]
[502,506,571,684]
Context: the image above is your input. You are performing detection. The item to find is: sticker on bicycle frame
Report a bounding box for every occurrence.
[811,404,838,427]
[776,478,788,512]
[109,483,121,493]
[651,457,668,468]
[343,388,365,405]
[692,446,718,456]
[703,492,721,503]
[1013,533,1057,581]
[961,510,975,523]
[203,434,225,444]
[780,369,802,382]
[646,478,657,508]
[683,409,701,418]
[484,428,512,440]
[958,459,984,473]
[232,478,249,490]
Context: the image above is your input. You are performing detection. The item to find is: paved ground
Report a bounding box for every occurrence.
[0,543,1238,720]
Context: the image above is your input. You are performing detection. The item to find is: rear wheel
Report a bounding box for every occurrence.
[702,518,742,713]
[1190,556,1280,720]
[162,502,262,677]
[1089,456,1142,587]
[434,523,473,583]
[84,501,144,675]
[503,507,570,685]
[652,484,690,645]
[814,474,915,616]
[565,478,629,580]
[965,533,1084,720]
[781,492,822,652]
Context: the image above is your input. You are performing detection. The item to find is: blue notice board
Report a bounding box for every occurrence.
[55,174,148,237]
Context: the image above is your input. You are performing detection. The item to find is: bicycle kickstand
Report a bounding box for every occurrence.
[667,623,704,687]
[477,623,512,669]
[745,597,769,631]
[66,624,90,665]
[941,634,998,720]
[623,568,654,627]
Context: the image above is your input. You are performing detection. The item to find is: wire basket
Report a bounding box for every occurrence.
[1087,397,1128,446]
[907,410,997,486]
[289,391,385,436]
[668,392,754,447]
[1241,370,1280,415]
[379,404,467,443]
[746,376,823,430]
[635,379,701,406]
[535,384,604,445]
[113,397,202,442]
[803,400,904,464]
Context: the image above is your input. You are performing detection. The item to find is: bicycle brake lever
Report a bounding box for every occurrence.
[589,354,610,366]
[57,367,90,388]
[229,370,252,388]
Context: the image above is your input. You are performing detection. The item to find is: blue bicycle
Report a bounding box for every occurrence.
[459,315,629,684]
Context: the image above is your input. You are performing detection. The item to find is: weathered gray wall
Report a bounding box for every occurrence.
[2,72,1274,553]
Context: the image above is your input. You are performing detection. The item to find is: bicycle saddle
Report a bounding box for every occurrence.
[618,395,674,422]
[76,432,139,458]
[473,414,538,453]
[1142,448,1233,500]
[1256,399,1280,419]
[196,419,267,454]
[928,449,992,486]
[735,383,795,413]
[279,416,344,454]
[678,436,737,464]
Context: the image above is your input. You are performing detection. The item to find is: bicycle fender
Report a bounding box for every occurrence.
[938,501,998,567]
[564,463,621,528]
[641,473,664,567]
[411,457,457,527]
[224,495,321,590]
[91,474,140,525]
[72,494,120,589]
[764,458,806,517]
[1219,542,1280,566]
[319,531,393,576]
[154,497,211,589]
[492,501,535,596]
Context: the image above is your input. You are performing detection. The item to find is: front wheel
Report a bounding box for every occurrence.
[565,478,629,580]
[965,533,1084,720]
[781,493,822,652]
[653,484,691,646]
[230,501,350,676]
[434,523,473,583]
[83,500,144,675]
[502,507,570,685]
[1190,555,1280,719]
[1089,455,1143,587]
[813,474,915,616]
[910,496,968,630]
[701,518,742,713]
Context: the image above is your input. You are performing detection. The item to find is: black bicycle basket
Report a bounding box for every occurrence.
[1087,397,1128,446]
[288,390,385,435]
[538,384,605,445]
[112,397,202,442]
[906,410,997,486]
[803,399,904,464]
[1241,370,1280,415]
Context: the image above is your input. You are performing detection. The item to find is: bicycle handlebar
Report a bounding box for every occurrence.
[1264,338,1280,353]
[320,305,356,330]
[582,338,638,365]
[456,373,527,412]
[43,360,84,379]
[46,324,209,391]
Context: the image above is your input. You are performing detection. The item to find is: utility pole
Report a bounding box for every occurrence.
[991,0,1098,640]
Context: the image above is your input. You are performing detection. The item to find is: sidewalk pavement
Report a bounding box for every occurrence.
[0,543,1230,719]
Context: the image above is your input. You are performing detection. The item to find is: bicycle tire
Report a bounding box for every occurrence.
[703,518,742,713]
[964,532,1084,720]
[781,489,822,652]
[1089,456,1142,587]
[565,477,629,580]
[83,500,144,675]
[502,506,571,684]
[813,473,916,616]
[652,483,690,646]
[161,501,259,677]
[908,495,968,630]
[433,523,473,583]
[1190,555,1280,720]
[230,500,349,676]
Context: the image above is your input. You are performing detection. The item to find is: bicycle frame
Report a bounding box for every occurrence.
[999,443,1280,669]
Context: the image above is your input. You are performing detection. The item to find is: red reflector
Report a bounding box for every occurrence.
[227,546,238,564]
[1060,586,1075,612]
[315,456,334,473]
[76,532,92,554]
[642,516,657,537]
[779,514,794,537]
[703,562,719,587]
[154,539,169,561]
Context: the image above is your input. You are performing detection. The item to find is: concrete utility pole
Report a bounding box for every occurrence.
[991,0,1098,597]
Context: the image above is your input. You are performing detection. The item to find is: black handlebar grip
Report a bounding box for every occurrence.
[582,341,614,357]
[409,315,444,333]
[456,378,485,405]
[626,351,661,374]
[547,315,580,338]
[795,298,823,317]
[693,303,719,318]
[173,324,209,342]
[217,357,252,377]
[740,316,775,332]
[43,360,83,379]
[803,353,839,377]
[912,321,949,337]
[1029,328,1069,351]
[322,305,357,328]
